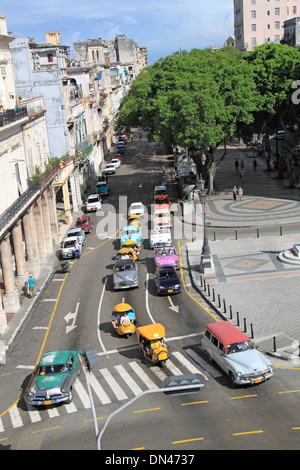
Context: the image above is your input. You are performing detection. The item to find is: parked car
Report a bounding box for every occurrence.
[113,258,139,290]
[61,236,82,259]
[110,158,121,168]
[150,227,172,248]
[67,227,85,246]
[154,246,179,269]
[153,204,172,228]
[75,215,93,234]
[155,265,181,295]
[200,321,274,386]
[113,153,123,162]
[96,181,110,196]
[86,194,101,212]
[117,146,125,154]
[26,350,81,406]
[103,164,116,174]
[128,202,144,217]
[120,225,142,247]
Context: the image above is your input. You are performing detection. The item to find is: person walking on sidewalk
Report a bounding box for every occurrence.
[232,185,238,201]
[28,274,35,298]
[238,186,243,200]
[234,159,239,174]
[240,168,245,181]
[253,158,257,170]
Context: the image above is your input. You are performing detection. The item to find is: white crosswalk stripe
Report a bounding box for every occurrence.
[88,371,111,405]
[9,405,23,429]
[128,361,158,390]
[114,364,143,396]
[99,368,128,401]
[1,349,208,433]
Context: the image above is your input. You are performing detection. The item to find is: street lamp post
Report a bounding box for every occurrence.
[198,174,212,272]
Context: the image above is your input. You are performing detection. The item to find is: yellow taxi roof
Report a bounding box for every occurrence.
[117,247,134,254]
[113,303,133,313]
[136,323,165,339]
[123,240,138,246]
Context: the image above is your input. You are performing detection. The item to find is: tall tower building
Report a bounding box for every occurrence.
[234,0,300,51]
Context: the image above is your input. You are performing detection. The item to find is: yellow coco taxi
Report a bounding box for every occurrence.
[136,323,168,367]
[111,303,137,338]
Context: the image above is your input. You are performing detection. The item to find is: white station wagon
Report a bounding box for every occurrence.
[201,321,274,386]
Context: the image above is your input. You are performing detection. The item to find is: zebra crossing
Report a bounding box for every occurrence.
[0,350,207,433]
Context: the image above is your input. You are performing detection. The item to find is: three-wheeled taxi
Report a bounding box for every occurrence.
[111,303,137,338]
[136,323,168,367]
[128,215,142,229]
[116,246,138,261]
[122,240,140,259]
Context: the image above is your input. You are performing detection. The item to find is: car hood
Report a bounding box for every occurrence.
[155,255,177,266]
[158,278,179,288]
[225,349,271,373]
[113,270,137,282]
[36,373,68,390]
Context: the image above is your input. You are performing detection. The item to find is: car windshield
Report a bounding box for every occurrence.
[225,341,254,354]
[69,231,80,237]
[115,264,134,272]
[64,240,75,248]
[38,364,70,375]
[156,248,175,256]
[76,220,85,226]
[88,197,98,203]
[159,270,176,280]
[132,204,142,210]
[123,227,138,234]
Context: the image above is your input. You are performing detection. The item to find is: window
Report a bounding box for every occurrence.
[251,10,256,18]
[212,336,218,347]
[252,24,256,31]
[47,54,53,63]
[275,8,280,16]
[275,21,280,29]
[252,37,257,46]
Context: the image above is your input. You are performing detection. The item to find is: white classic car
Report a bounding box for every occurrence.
[150,227,172,248]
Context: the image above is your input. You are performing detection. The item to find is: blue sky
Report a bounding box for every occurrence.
[1,0,234,64]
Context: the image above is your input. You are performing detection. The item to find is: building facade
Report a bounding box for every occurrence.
[234,0,300,51]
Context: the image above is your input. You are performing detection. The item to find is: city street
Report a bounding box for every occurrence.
[0,133,299,451]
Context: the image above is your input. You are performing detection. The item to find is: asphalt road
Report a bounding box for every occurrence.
[0,132,300,451]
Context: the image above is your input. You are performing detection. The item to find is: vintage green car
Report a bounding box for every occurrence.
[27,350,81,406]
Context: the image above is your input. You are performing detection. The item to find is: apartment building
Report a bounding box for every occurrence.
[234,0,300,51]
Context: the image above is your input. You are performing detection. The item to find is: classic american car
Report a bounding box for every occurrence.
[150,227,172,248]
[96,181,110,196]
[113,258,139,290]
[153,204,172,228]
[61,236,82,259]
[26,350,81,406]
[120,226,142,247]
[154,246,179,269]
[75,215,93,234]
[200,322,274,386]
[155,265,181,295]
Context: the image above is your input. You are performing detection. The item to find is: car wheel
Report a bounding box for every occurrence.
[229,372,236,385]
[66,388,73,404]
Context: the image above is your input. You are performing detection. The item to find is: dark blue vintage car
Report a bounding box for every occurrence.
[155,265,181,295]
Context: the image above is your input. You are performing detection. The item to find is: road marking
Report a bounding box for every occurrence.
[168,296,179,313]
[9,405,23,428]
[47,407,59,418]
[115,365,143,396]
[232,430,264,436]
[65,401,77,414]
[172,351,204,375]
[132,408,160,414]
[32,426,61,434]
[128,362,158,390]
[164,359,182,376]
[99,368,128,400]
[231,395,258,400]
[145,274,155,323]
[64,301,80,334]
[173,437,204,444]
[74,377,91,409]
[88,372,111,405]
[97,277,108,353]
[15,365,35,370]
[42,299,57,302]
[278,389,300,394]
[181,401,208,406]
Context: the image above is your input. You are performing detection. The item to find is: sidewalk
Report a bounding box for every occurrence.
[184,147,300,364]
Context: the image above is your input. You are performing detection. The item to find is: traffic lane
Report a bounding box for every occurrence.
[99,368,300,451]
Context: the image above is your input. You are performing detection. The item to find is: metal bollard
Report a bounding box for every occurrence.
[243,318,247,332]
[236,311,239,326]
[212,288,215,302]
[229,305,233,319]
[223,299,226,313]
[250,323,254,339]
[273,336,277,352]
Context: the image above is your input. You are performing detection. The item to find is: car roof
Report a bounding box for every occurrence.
[64,236,78,242]
[155,185,166,190]
[77,215,89,221]
[88,194,99,198]
[68,228,82,232]
[40,350,75,365]
[206,321,250,345]
[158,265,176,271]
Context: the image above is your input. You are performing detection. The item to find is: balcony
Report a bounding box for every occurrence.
[0,107,28,128]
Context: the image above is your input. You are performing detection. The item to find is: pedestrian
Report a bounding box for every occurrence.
[232,185,237,201]
[74,240,80,259]
[234,159,239,174]
[253,158,257,170]
[238,186,243,200]
[28,274,35,298]
[240,168,245,181]
[240,159,244,169]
